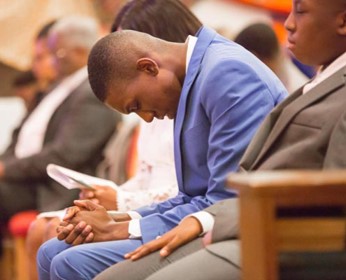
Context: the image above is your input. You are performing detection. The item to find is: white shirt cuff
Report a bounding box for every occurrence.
[128,219,142,239]
[187,211,215,235]
[115,188,126,212]
[127,211,142,220]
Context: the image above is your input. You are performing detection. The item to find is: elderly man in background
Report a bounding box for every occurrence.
[0,16,119,255]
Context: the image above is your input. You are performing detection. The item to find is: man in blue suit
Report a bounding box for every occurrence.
[37,26,287,279]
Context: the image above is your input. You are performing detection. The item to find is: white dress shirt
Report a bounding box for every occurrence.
[15,67,88,158]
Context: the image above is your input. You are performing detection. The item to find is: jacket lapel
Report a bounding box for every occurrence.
[174,27,216,189]
[242,65,346,170]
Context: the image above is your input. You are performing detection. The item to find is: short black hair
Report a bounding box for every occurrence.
[88,32,138,102]
[87,37,112,102]
[234,23,279,60]
[88,31,154,103]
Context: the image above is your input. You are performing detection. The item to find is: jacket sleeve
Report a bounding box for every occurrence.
[324,109,346,168]
[206,198,239,243]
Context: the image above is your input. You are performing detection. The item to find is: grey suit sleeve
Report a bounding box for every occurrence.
[0,125,22,160]
[2,86,119,181]
[204,198,239,243]
[324,109,346,168]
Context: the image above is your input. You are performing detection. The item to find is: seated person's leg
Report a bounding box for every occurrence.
[44,217,61,240]
[95,237,204,280]
[26,217,60,280]
[146,240,241,280]
[26,218,48,280]
[37,238,143,280]
[0,182,37,254]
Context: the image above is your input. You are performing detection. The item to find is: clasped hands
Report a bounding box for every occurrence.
[57,200,130,245]
[57,190,213,262]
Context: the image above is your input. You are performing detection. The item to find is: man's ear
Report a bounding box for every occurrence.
[336,10,346,35]
[136,58,159,76]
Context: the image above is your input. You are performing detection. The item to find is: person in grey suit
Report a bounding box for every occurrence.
[0,16,119,251]
[95,0,346,279]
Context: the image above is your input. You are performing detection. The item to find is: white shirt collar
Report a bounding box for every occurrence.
[185,35,198,74]
[303,52,346,94]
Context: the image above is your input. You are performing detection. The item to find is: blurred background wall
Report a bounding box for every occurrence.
[0,0,96,97]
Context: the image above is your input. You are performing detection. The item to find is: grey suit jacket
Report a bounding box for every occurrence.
[1,78,120,211]
[206,65,346,262]
[240,65,346,171]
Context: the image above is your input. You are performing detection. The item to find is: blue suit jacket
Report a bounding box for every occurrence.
[137,27,287,242]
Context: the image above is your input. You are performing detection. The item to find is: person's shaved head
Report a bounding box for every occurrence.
[88,30,163,102]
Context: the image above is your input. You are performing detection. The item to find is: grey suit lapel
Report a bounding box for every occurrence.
[241,65,346,170]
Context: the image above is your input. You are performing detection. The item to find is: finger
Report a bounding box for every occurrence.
[160,235,187,257]
[124,247,142,259]
[79,189,87,199]
[71,224,93,246]
[56,221,68,234]
[56,226,64,234]
[69,214,85,226]
[125,238,169,260]
[84,231,94,243]
[59,221,69,227]
[79,189,94,199]
[159,247,170,257]
[63,207,80,221]
[124,245,153,260]
[57,224,74,240]
[64,221,87,244]
[74,200,100,211]
[89,198,100,205]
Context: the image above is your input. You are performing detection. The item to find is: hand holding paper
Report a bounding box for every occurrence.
[79,185,118,210]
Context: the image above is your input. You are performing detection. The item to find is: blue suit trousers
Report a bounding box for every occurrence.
[37,238,143,280]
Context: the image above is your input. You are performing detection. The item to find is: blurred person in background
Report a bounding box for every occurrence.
[0,20,58,256]
[0,16,119,257]
[234,22,308,92]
